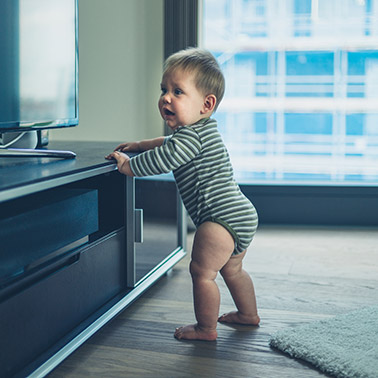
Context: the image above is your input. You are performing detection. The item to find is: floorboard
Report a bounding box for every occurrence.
[49,225,378,377]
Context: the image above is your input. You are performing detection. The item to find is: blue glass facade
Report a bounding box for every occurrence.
[202,0,378,184]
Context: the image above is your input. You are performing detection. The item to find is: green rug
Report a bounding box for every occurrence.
[269,306,378,378]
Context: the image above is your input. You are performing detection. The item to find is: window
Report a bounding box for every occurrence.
[202,0,378,184]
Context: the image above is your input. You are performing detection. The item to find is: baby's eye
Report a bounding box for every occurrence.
[174,88,183,95]
[160,87,167,95]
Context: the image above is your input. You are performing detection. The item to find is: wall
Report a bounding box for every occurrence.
[51,0,164,143]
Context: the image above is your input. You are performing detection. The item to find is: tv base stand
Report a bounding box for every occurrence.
[0,147,76,158]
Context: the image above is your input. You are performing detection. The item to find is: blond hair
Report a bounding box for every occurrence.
[163,47,225,111]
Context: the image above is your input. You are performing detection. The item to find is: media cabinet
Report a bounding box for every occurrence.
[0,141,186,377]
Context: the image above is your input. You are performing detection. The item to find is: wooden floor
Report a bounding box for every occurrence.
[49,225,378,377]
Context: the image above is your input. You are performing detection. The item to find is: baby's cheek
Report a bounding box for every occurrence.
[158,98,163,111]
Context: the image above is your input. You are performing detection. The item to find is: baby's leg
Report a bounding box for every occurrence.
[218,250,260,325]
[174,222,235,341]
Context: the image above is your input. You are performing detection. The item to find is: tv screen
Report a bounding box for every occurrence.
[0,0,78,133]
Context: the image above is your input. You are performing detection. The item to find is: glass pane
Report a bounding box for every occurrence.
[135,177,179,284]
[202,0,378,185]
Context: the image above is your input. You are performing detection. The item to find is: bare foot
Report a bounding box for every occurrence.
[218,311,260,326]
[174,323,217,341]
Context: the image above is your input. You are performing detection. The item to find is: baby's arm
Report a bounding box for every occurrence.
[109,127,201,177]
[114,136,165,153]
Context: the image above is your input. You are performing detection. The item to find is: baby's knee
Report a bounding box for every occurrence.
[189,260,217,281]
[189,260,203,278]
[220,264,242,281]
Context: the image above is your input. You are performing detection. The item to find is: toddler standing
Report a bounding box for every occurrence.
[106,47,260,341]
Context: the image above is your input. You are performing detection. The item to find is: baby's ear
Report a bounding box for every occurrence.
[202,94,217,114]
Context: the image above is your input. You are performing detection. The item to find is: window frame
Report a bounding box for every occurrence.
[164,0,378,226]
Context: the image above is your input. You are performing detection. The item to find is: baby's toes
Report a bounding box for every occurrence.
[174,327,183,339]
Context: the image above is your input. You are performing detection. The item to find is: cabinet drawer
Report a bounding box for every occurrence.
[0,229,126,378]
[0,188,99,286]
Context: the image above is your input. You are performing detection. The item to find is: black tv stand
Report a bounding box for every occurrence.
[0,147,76,158]
[0,141,186,377]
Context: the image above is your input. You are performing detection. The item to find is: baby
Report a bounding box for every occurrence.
[106,47,260,341]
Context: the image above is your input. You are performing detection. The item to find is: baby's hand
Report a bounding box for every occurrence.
[114,141,140,153]
[105,151,134,176]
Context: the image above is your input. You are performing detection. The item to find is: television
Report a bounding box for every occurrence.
[0,0,78,158]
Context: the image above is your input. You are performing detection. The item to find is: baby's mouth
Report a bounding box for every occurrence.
[164,109,175,116]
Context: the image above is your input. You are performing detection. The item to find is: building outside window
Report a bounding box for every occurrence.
[202,0,378,185]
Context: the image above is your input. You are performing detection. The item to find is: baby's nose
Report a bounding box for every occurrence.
[163,93,171,103]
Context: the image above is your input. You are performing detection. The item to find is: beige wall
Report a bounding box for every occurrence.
[51,0,164,143]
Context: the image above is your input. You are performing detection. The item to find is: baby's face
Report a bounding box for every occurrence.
[158,69,208,130]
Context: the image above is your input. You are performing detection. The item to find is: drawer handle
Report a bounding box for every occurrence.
[135,209,143,243]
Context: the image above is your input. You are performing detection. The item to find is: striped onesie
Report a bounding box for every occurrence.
[129,117,258,255]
